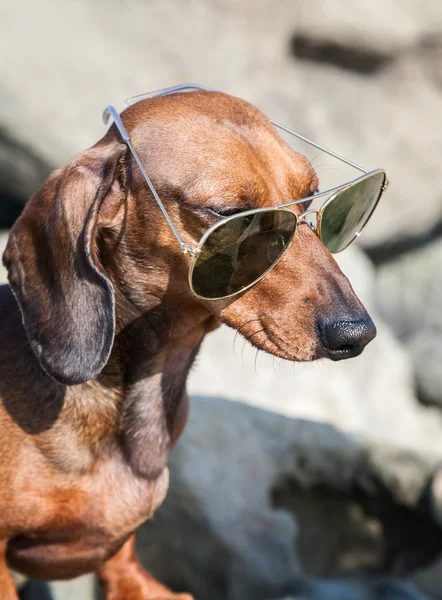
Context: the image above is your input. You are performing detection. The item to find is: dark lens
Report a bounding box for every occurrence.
[320,171,385,253]
[191,210,296,299]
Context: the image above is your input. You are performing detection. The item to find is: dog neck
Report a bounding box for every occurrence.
[97,286,218,480]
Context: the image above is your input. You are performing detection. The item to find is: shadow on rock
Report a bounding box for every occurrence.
[135,396,442,600]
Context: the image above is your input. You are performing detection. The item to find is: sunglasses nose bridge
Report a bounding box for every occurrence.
[297,208,320,234]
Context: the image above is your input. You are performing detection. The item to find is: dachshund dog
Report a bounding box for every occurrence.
[0,89,376,599]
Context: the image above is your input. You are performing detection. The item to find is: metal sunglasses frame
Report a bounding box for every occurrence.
[103,83,388,300]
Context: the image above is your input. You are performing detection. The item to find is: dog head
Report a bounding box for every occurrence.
[3,90,375,385]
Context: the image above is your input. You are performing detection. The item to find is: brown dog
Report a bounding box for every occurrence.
[0,90,375,599]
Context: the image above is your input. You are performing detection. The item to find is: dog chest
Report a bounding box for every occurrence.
[5,456,169,578]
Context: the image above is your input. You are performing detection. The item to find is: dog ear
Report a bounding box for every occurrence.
[2,141,127,385]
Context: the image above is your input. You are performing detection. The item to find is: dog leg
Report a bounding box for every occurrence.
[0,543,19,600]
[98,535,193,600]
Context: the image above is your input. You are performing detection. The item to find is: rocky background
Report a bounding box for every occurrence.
[0,0,441,599]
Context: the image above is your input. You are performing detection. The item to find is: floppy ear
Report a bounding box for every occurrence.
[2,141,127,385]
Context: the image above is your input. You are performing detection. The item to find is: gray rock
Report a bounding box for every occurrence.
[48,576,96,600]
[376,236,442,408]
[18,576,95,600]
[273,578,433,600]
[413,554,442,600]
[413,336,442,408]
[0,0,297,169]
[138,397,311,600]
[0,0,440,248]
[286,578,371,600]
[376,237,442,340]
[0,132,51,205]
[294,0,442,54]
[275,443,442,577]
[136,396,442,600]
[287,0,442,250]
[362,443,437,507]
[372,580,432,600]
[19,580,52,600]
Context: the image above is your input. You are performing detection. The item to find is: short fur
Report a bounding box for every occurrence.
[0,91,374,599]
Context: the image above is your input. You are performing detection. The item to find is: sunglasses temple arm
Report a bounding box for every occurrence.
[124,84,369,176]
[125,83,215,106]
[271,121,368,174]
[103,105,189,252]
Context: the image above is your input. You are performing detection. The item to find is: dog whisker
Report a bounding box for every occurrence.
[254,347,260,376]
[244,328,267,377]
[272,355,280,379]
[235,318,262,337]
[309,152,323,166]
[241,337,248,371]
[313,165,341,176]
[233,318,262,359]
[256,336,276,378]
[248,328,266,342]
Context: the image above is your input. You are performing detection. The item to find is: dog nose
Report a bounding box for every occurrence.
[318,315,377,360]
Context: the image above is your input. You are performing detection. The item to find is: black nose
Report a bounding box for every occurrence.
[318,315,377,360]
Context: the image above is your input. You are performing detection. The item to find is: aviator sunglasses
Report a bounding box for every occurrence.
[104,84,388,301]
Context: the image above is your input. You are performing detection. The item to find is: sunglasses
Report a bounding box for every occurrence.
[103,84,388,301]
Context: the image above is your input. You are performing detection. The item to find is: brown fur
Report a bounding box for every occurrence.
[0,91,374,599]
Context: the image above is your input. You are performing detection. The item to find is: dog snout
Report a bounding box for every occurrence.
[318,314,377,360]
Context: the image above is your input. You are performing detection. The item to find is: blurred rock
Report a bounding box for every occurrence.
[19,576,95,600]
[370,581,432,600]
[376,237,442,339]
[0,0,440,249]
[376,236,442,408]
[413,336,442,409]
[294,0,442,54]
[19,580,52,600]
[287,0,442,251]
[137,396,441,600]
[274,578,432,599]
[48,576,95,600]
[137,396,305,600]
[274,445,442,578]
[414,554,442,600]
[0,131,51,207]
[272,578,432,599]
[0,0,297,167]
